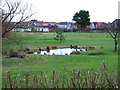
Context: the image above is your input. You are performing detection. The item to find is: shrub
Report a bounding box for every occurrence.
[33,49,37,52]
[70,45,73,49]
[17,51,27,58]
[3,50,10,55]
[9,49,18,57]
[18,48,26,52]
[37,48,41,54]
[71,51,81,55]
[27,51,34,54]
[52,46,57,49]
[46,46,50,53]
[41,49,45,51]
[89,46,95,50]
[73,29,78,32]
[25,48,30,51]
[100,46,104,49]
[39,48,41,51]
[3,49,27,58]
[72,45,78,51]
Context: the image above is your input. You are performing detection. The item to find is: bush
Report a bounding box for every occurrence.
[2,50,10,55]
[72,45,78,51]
[9,49,18,57]
[18,48,26,52]
[17,51,27,58]
[46,46,50,53]
[36,48,41,54]
[25,48,30,51]
[52,46,57,49]
[89,46,95,50]
[3,49,27,58]
[70,45,73,49]
[27,51,34,54]
[71,51,81,55]
[73,29,78,32]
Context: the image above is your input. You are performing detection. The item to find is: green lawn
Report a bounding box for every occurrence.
[2,32,118,87]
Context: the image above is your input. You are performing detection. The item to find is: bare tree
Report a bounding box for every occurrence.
[54,28,66,44]
[107,20,120,52]
[1,0,34,45]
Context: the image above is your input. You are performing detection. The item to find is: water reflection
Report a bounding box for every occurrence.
[34,48,86,55]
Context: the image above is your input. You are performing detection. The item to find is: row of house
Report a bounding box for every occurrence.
[13,20,74,32]
[12,19,119,32]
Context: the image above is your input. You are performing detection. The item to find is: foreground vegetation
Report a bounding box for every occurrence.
[3,61,118,88]
[2,32,118,88]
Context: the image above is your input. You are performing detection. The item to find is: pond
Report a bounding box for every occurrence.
[34,48,87,55]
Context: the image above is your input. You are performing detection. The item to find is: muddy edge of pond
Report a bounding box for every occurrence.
[3,45,103,58]
[27,45,101,53]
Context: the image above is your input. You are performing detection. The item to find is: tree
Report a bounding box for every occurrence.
[107,20,120,52]
[54,28,66,43]
[72,10,90,32]
[1,0,34,45]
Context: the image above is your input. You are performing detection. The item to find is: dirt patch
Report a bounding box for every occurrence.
[88,52,105,55]
[71,51,81,55]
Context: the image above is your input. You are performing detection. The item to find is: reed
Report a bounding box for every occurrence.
[3,60,118,88]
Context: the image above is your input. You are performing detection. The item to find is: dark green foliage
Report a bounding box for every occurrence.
[73,10,90,32]
[73,28,79,32]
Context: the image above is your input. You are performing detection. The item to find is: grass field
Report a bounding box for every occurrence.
[2,32,118,87]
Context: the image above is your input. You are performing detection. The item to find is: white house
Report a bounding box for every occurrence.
[12,28,31,32]
[57,22,67,29]
[43,28,49,32]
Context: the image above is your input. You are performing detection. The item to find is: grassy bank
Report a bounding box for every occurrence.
[2,32,118,88]
[2,32,113,50]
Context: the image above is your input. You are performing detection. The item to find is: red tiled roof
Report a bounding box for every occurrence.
[97,22,103,27]
[20,22,29,26]
[49,28,55,32]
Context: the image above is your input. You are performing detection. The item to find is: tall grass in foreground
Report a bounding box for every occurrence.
[3,60,118,88]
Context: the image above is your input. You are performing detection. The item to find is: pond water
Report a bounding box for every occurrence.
[34,48,87,55]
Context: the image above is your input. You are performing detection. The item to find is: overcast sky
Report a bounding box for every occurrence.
[24,0,119,23]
